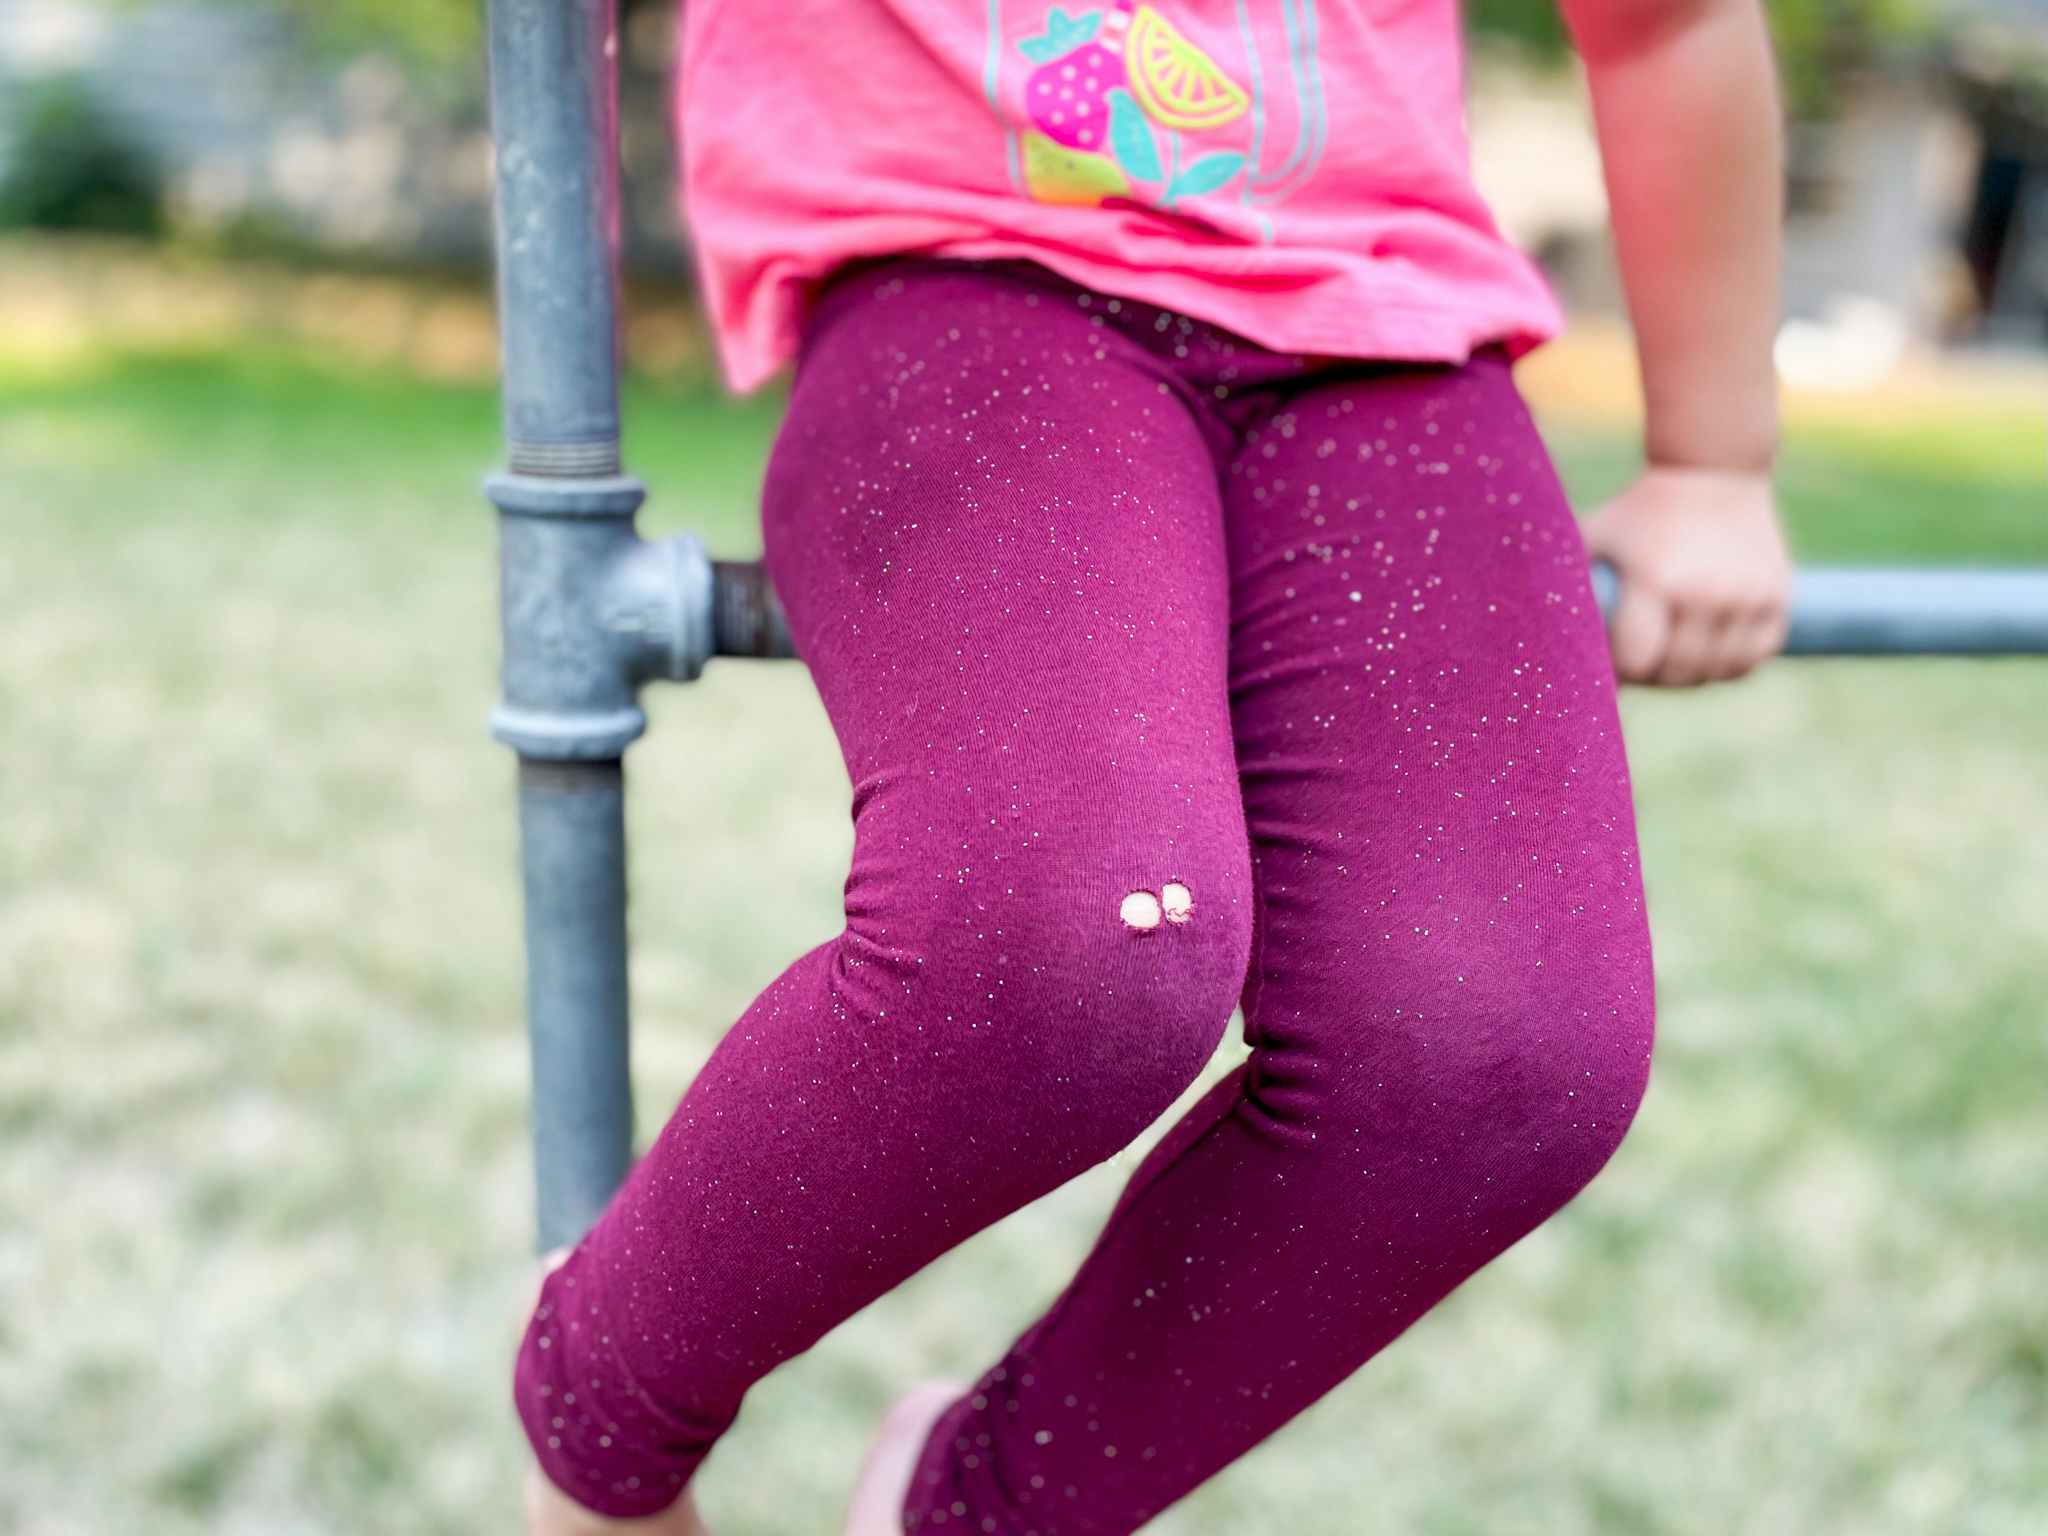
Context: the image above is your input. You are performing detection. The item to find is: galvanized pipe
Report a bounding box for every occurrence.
[486,0,795,1252]
[516,759,635,1252]
[1589,561,2048,655]
[487,0,623,478]
[486,0,638,1254]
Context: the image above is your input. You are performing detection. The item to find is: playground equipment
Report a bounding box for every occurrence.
[482,0,2048,1255]
[484,0,792,1252]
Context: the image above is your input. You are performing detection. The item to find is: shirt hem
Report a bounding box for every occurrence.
[710,243,1562,395]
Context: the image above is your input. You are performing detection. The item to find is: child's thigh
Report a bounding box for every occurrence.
[759,261,1240,777]
[1223,350,1615,719]
[1220,353,1643,964]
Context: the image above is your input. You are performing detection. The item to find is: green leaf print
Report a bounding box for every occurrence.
[1106,89,1163,182]
[1165,152,1246,202]
[1018,6,1102,63]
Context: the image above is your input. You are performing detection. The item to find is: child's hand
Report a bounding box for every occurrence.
[1582,467,1791,686]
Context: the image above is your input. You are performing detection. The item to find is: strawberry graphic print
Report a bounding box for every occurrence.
[994,0,1323,233]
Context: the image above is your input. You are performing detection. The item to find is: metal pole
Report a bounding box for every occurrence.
[485,0,633,1255]
[484,0,797,1255]
[516,758,634,1252]
[487,0,623,481]
[1589,562,2048,655]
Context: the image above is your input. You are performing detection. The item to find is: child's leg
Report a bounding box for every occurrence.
[902,352,1656,1534]
[513,263,1255,1518]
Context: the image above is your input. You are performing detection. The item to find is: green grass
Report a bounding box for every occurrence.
[1,343,2044,1536]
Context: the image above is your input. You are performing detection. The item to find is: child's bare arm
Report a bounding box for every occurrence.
[1557,0,1791,685]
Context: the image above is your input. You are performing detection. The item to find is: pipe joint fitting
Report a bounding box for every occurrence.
[603,531,715,687]
[487,473,717,760]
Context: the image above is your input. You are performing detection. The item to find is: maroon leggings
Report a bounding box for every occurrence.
[515,258,1655,1532]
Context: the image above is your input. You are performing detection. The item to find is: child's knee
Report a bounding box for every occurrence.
[883,830,1252,1159]
[1489,965,1655,1209]
[1073,858,1253,1116]
[1309,930,1655,1218]
[1451,946,1652,1211]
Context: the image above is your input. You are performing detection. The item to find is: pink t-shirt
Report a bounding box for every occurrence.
[676,0,1563,393]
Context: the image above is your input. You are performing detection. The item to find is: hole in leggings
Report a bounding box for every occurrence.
[1161,881,1193,923]
[1120,889,1163,931]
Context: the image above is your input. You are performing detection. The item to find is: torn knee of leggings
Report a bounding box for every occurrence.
[1120,880,1194,932]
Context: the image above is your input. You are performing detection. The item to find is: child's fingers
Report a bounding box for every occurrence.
[1608,578,1670,684]
[1683,592,1785,681]
[1656,602,1719,686]
[1711,601,1779,678]
[1700,607,1753,679]
[1751,605,1791,665]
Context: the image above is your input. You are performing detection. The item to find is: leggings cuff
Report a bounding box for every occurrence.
[513,1253,717,1517]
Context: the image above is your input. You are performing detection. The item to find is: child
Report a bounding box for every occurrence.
[517,0,1791,1531]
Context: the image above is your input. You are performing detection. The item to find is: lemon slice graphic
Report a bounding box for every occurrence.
[1125,5,1250,133]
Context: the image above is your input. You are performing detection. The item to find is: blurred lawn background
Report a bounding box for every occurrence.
[2,233,2045,1536]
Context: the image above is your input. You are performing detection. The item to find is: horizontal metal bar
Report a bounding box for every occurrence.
[712,560,797,659]
[1588,562,2048,655]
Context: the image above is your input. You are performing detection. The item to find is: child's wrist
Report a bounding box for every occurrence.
[1642,376,1780,477]
[1643,419,1779,478]
[1640,454,1776,483]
